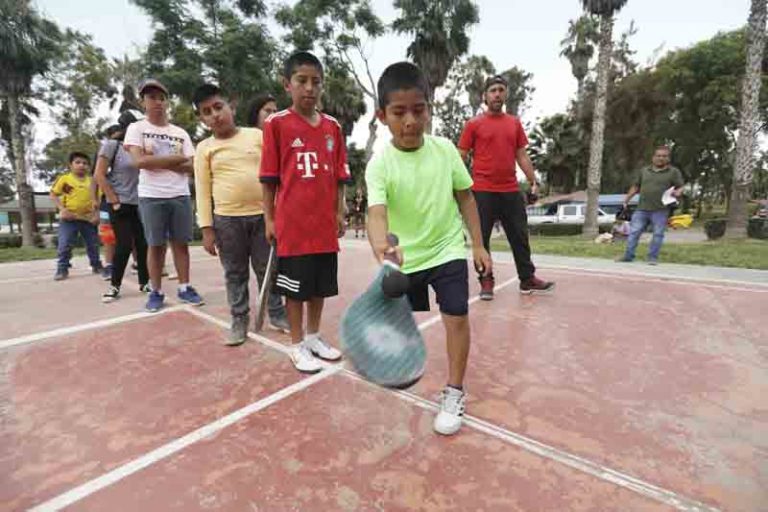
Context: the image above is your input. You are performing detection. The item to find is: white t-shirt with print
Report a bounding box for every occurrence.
[124,119,195,198]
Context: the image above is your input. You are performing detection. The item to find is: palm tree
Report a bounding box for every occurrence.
[581,0,628,239]
[393,0,479,128]
[0,0,61,246]
[560,15,600,120]
[726,0,767,238]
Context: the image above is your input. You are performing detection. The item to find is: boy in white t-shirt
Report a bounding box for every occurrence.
[124,79,204,312]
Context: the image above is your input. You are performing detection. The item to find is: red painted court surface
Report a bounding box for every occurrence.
[1,241,766,511]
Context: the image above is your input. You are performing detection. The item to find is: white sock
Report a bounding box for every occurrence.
[305,332,319,341]
[178,283,189,292]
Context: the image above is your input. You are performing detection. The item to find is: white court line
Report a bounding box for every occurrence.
[0,271,95,285]
[540,265,768,292]
[355,380,719,512]
[493,259,768,291]
[28,366,342,512]
[0,306,186,350]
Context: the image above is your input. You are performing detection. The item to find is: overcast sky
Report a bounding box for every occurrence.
[33,0,750,152]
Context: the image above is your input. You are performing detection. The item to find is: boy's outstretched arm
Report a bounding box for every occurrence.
[454,189,492,276]
[262,182,278,244]
[367,204,403,265]
[337,184,346,237]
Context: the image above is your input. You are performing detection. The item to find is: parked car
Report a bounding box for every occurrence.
[527,203,614,225]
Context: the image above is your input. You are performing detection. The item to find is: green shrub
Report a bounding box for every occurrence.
[748,218,768,239]
[528,223,613,236]
[704,219,726,240]
[0,234,23,248]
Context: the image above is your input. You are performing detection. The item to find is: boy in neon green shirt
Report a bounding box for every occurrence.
[366,62,492,436]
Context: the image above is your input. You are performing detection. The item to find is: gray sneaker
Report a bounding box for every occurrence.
[268,314,291,334]
[227,315,249,346]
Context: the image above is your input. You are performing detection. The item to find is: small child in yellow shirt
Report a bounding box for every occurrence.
[193,83,289,345]
[50,151,103,280]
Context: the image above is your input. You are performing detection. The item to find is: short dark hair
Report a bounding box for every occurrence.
[377,62,430,110]
[283,51,323,80]
[248,94,276,127]
[192,83,224,112]
[68,151,90,164]
[654,145,671,153]
[484,75,508,91]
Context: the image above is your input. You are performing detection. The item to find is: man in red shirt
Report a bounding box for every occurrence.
[260,51,352,373]
[458,75,554,299]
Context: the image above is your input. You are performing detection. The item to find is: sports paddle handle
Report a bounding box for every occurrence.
[381,233,409,298]
[383,233,400,267]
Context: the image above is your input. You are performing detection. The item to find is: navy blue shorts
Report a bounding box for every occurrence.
[406,259,469,316]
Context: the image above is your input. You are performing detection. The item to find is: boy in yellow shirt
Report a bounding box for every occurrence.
[193,83,289,345]
[50,151,104,280]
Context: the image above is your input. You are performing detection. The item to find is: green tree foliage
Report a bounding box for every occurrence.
[392,0,479,110]
[654,29,768,202]
[580,0,629,238]
[0,0,62,245]
[434,56,533,144]
[274,0,383,147]
[529,114,584,194]
[131,0,282,132]
[37,31,115,183]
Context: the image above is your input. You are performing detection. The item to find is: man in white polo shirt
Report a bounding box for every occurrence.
[124,78,204,312]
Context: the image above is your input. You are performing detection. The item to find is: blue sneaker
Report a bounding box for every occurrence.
[101,264,113,281]
[145,291,165,313]
[177,286,204,306]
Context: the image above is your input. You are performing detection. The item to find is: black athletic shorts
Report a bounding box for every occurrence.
[275,252,338,301]
[406,259,469,316]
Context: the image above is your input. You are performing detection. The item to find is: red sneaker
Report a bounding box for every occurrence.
[519,276,555,295]
[479,275,495,301]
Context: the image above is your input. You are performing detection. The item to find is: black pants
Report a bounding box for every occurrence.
[475,191,535,281]
[109,204,149,288]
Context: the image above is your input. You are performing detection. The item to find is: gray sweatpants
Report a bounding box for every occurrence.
[213,214,284,320]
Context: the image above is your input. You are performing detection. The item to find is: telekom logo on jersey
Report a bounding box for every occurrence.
[296,151,331,178]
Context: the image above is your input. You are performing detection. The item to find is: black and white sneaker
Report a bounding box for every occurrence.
[102,285,120,303]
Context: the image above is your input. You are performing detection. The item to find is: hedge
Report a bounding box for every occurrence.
[528,223,613,237]
[705,218,768,240]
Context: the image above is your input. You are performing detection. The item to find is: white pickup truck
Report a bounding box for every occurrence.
[527,203,614,225]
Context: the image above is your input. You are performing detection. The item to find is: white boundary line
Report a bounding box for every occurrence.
[364,381,720,512]
[492,258,768,291]
[14,274,724,511]
[0,306,186,350]
[28,366,341,512]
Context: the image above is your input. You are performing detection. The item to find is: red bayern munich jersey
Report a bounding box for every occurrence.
[260,109,352,257]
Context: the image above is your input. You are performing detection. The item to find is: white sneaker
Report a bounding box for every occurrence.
[303,334,342,361]
[433,386,466,436]
[290,344,322,374]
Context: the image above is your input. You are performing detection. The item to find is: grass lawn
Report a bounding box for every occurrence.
[492,236,768,270]
[0,247,85,264]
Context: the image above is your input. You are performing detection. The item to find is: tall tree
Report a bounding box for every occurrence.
[392,0,479,130]
[0,0,62,246]
[560,15,600,119]
[499,66,535,116]
[581,0,628,238]
[131,0,281,134]
[528,113,584,194]
[38,30,115,183]
[433,55,494,143]
[726,0,767,238]
[654,29,768,214]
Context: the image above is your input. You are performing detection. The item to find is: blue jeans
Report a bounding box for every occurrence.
[623,209,669,261]
[57,220,101,271]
